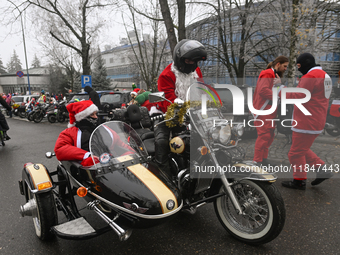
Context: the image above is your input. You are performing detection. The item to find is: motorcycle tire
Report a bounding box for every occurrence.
[56,113,65,123]
[28,190,57,241]
[33,113,44,123]
[325,128,340,137]
[13,108,19,116]
[28,113,34,121]
[47,114,57,123]
[214,180,285,245]
[19,111,27,118]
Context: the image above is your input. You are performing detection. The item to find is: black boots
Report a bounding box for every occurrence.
[281,179,306,190]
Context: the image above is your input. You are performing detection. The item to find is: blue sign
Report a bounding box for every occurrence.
[81,75,92,88]
[16,71,24,78]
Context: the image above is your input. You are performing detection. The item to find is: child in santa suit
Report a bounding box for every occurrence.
[54,100,133,166]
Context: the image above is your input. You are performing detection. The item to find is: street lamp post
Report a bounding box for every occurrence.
[8,0,31,95]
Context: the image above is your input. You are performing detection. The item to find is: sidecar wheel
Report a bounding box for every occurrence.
[214,180,285,245]
[28,190,57,241]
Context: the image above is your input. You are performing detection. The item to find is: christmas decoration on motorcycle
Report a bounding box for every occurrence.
[165,100,222,128]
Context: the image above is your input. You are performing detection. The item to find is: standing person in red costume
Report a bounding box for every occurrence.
[54,100,133,166]
[252,56,289,166]
[281,53,332,190]
[153,39,207,175]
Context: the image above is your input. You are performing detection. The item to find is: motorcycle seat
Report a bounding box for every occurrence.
[143,137,155,156]
[127,104,155,141]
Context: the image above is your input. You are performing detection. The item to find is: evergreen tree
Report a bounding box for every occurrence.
[31,54,41,68]
[92,49,111,90]
[6,50,23,73]
[0,56,6,74]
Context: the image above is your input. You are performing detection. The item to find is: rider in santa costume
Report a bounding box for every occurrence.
[153,39,207,175]
[55,100,133,166]
[281,53,333,190]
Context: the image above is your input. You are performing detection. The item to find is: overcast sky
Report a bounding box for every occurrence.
[0,0,207,70]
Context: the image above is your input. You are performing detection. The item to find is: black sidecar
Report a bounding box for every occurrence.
[19,121,182,241]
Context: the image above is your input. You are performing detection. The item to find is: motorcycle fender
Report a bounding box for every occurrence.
[228,163,277,182]
[21,163,53,199]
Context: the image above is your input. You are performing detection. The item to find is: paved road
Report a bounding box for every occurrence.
[0,117,339,255]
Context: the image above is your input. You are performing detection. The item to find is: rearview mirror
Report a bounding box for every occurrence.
[148,92,166,103]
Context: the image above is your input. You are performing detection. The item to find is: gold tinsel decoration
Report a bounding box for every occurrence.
[164,100,222,128]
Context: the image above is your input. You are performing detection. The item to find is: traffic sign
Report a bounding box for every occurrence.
[81,75,92,88]
[16,71,24,78]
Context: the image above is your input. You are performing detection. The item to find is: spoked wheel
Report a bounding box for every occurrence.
[326,128,340,137]
[19,111,27,118]
[33,112,44,123]
[47,114,57,123]
[214,180,285,245]
[56,113,66,123]
[27,189,57,241]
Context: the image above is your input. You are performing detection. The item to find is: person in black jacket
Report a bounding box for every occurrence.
[84,86,101,110]
[0,96,11,140]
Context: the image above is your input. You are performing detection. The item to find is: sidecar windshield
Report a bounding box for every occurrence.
[186,82,224,139]
[89,121,148,170]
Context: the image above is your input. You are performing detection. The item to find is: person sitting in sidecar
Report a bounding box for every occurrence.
[54,100,134,166]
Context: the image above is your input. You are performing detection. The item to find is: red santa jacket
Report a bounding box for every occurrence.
[252,68,278,120]
[157,63,203,113]
[286,67,330,134]
[54,126,134,162]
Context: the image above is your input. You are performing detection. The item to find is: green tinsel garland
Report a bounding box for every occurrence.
[164,100,221,128]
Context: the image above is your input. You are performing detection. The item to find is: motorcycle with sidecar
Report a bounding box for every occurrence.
[18,83,285,245]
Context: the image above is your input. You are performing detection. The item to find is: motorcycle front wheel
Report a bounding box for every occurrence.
[18,111,27,118]
[214,180,285,245]
[28,190,57,241]
[47,114,56,123]
[33,112,44,123]
[325,128,340,136]
[56,113,65,123]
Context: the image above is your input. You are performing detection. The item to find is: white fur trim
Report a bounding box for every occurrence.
[68,123,76,128]
[131,91,137,96]
[74,104,99,122]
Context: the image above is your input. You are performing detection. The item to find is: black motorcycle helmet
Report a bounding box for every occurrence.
[173,39,207,74]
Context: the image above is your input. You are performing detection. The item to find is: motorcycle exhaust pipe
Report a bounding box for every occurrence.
[87,201,132,241]
[19,199,37,217]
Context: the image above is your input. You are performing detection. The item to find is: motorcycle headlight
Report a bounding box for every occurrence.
[219,125,231,144]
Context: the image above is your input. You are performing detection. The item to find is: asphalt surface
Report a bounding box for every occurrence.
[0,116,339,255]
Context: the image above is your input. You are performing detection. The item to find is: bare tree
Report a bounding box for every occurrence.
[123,0,168,91]
[20,0,119,75]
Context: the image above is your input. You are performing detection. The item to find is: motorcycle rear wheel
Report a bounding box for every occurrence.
[28,190,57,241]
[214,180,285,245]
[47,114,57,123]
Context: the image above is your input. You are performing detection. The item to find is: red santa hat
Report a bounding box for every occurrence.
[66,100,99,128]
[130,88,140,96]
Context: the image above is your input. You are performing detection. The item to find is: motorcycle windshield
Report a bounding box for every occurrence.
[89,121,148,171]
[186,82,224,141]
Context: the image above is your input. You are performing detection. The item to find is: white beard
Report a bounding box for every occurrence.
[171,63,199,101]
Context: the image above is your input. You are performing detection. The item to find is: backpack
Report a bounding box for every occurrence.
[277,104,294,135]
